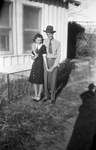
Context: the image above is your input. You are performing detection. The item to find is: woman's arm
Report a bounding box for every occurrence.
[31,43,38,60]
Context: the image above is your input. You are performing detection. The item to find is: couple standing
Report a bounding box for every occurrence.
[29,25,61,104]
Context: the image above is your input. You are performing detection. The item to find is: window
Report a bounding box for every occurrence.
[23,5,41,53]
[0,1,13,55]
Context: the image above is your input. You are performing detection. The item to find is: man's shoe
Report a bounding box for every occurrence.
[43,97,50,102]
[51,100,56,104]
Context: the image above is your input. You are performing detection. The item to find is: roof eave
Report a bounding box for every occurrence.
[63,0,81,6]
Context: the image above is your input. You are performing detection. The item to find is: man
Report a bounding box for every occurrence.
[43,25,61,104]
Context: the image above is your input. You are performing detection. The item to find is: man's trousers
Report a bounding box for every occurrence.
[44,58,58,100]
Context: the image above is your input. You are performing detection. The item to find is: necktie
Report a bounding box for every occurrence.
[49,40,52,54]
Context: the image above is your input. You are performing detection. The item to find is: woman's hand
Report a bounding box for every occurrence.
[31,53,38,60]
[33,53,39,59]
[34,53,39,59]
[31,55,35,60]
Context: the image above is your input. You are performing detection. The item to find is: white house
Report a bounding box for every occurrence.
[0,0,80,70]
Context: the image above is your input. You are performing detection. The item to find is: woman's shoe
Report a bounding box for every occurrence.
[33,95,41,102]
[36,95,41,101]
[33,95,37,101]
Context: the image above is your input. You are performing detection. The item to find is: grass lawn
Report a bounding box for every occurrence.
[0,80,89,150]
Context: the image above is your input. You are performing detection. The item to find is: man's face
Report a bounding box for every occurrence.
[93,86,96,93]
[46,32,53,40]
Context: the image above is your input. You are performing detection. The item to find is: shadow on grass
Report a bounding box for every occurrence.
[56,59,75,99]
[66,85,96,150]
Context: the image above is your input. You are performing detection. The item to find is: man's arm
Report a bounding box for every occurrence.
[49,41,61,72]
[54,41,61,67]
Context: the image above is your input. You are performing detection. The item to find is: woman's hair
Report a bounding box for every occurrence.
[33,33,43,43]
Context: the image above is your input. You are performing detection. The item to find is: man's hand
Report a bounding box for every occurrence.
[48,65,56,72]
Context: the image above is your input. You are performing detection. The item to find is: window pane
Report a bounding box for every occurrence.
[23,6,40,29]
[0,2,10,27]
[0,30,9,51]
[23,5,41,52]
[23,31,39,52]
[0,1,12,54]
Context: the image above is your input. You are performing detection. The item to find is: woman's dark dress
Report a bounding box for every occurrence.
[29,45,46,84]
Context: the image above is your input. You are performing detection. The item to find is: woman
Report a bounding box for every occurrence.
[29,33,47,101]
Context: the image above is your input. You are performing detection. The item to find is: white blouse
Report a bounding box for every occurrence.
[36,44,42,50]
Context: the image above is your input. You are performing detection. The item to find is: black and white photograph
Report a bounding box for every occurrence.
[0,0,96,149]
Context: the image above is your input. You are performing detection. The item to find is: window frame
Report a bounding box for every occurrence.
[0,0,13,55]
[23,4,41,53]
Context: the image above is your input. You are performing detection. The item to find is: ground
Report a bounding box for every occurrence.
[0,79,90,150]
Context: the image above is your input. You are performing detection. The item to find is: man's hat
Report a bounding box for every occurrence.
[88,83,96,90]
[43,25,56,33]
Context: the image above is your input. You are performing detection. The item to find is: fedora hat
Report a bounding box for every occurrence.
[88,83,96,90]
[43,25,56,33]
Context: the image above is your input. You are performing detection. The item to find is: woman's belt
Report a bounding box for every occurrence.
[47,58,56,60]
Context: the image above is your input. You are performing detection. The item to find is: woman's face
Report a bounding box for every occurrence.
[35,37,42,44]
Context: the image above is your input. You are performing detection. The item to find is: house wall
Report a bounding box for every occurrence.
[0,0,68,68]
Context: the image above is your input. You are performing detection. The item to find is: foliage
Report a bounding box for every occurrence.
[0,74,33,101]
[68,0,88,21]
[67,21,96,60]
[0,107,41,150]
[0,98,66,150]
[76,27,96,59]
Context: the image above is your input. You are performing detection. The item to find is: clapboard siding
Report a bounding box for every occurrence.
[0,0,68,68]
[0,55,32,68]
